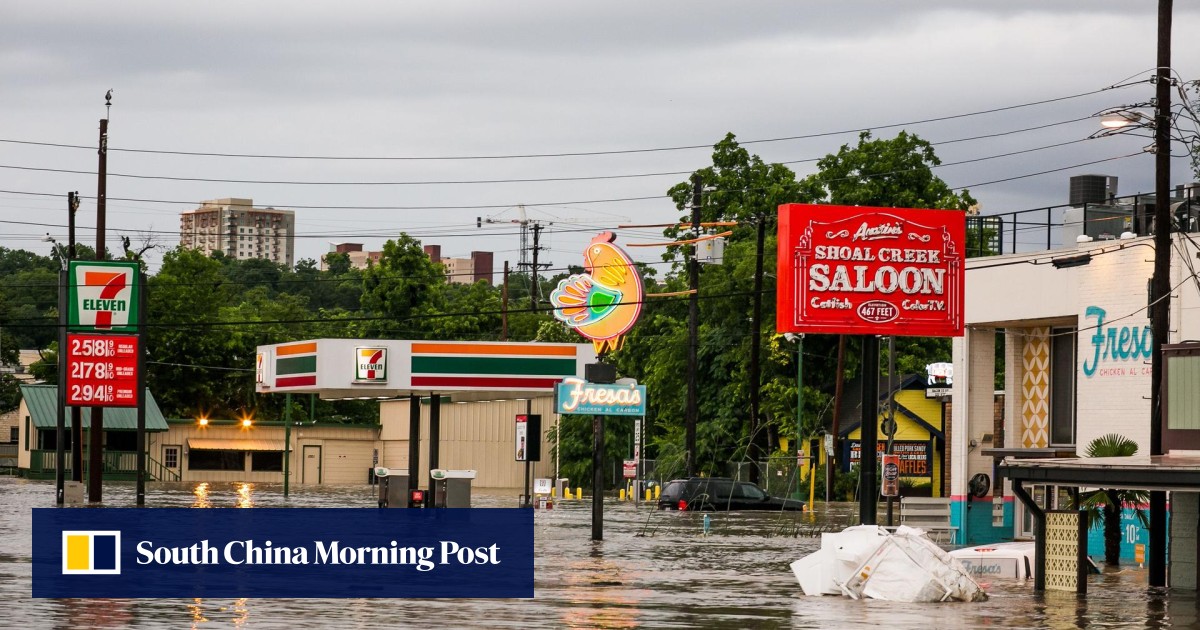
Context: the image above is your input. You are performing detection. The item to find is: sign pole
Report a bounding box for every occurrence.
[54,267,66,505]
[523,399,532,507]
[284,392,291,498]
[135,272,146,506]
[592,413,604,541]
[860,335,879,525]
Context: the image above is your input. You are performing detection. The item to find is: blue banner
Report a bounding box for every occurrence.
[33,508,533,598]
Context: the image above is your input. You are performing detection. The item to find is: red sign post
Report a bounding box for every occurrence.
[776,204,965,337]
[881,454,900,497]
[65,333,139,407]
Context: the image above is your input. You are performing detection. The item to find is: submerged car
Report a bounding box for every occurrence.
[656,477,805,511]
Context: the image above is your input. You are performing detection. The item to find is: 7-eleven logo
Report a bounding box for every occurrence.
[69,261,138,331]
[356,347,387,382]
[84,272,127,329]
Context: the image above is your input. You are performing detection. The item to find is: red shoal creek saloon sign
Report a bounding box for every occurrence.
[777,204,965,337]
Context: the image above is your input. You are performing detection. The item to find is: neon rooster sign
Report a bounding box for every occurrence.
[549,232,644,355]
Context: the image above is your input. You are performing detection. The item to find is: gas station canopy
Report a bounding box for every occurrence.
[255,339,597,401]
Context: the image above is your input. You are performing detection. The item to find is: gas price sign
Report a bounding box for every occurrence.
[65,333,139,407]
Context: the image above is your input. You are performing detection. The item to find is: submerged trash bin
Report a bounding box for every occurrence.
[375,467,411,508]
[431,469,476,508]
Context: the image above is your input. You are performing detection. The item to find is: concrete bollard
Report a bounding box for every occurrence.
[576,487,582,500]
[654,486,661,500]
[619,489,626,501]
[645,488,652,502]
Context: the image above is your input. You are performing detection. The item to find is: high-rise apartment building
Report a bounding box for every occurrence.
[179,198,296,267]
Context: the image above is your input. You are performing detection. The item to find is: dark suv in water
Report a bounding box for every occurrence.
[656,477,806,511]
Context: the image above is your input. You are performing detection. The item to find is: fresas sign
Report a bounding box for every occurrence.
[777,204,965,337]
[68,260,141,333]
[549,232,644,354]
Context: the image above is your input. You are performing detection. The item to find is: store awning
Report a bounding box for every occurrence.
[187,438,285,452]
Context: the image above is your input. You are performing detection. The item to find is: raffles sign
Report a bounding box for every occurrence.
[777,204,965,337]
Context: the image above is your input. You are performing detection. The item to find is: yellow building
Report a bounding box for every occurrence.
[838,374,946,497]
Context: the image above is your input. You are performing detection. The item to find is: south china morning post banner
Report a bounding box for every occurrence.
[33,508,533,598]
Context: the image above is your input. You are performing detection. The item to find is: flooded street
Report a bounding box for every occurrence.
[2,476,1198,628]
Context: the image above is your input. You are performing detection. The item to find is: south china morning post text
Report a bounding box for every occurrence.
[134,538,499,572]
[33,508,533,598]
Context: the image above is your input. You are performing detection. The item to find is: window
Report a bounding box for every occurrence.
[24,417,30,450]
[163,446,180,469]
[106,431,136,451]
[1049,326,1077,445]
[251,451,284,472]
[9,426,16,444]
[189,450,245,471]
[735,483,767,501]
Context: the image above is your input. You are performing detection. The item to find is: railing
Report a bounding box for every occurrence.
[0,443,16,467]
[28,450,179,481]
[147,455,181,482]
[965,188,1199,258]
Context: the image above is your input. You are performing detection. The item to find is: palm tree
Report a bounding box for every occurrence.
[1073,434,1149,566]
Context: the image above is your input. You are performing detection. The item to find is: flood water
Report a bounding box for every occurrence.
[3,476,1199,628]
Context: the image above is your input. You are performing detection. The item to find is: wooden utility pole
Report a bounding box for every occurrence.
[1148,0,1173,589]
[88,95,109,503]
[685,175,701,477]
[501,261,510,341]
[747,216,765,484]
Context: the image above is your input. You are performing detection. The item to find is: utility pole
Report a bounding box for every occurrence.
[685,175,701,477]
[530,223,543,311]
[88,91,110,503]
[1148,0,1172,589]
[747,216,765,484]
[501,261,510,341]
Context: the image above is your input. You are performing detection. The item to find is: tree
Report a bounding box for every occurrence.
[360,234,446,339]
[146,248,237,418]
[1073,433,1149,566]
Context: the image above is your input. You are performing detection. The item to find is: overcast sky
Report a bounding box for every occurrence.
[3,1,1199,275]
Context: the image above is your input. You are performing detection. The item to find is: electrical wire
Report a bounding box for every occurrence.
[0,116,1101,187]
[0,84,1139,162]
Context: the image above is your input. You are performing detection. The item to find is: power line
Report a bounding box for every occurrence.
[0,84,1136,162]
[0,115,1101,187]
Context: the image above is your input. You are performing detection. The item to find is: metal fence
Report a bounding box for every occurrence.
[617,457,807,498]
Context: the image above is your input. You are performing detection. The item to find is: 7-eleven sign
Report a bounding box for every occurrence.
[68,261,141,332]
[355,347,387,382]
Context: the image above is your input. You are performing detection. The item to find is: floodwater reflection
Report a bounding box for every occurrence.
[192,482,211,508]
[236,483,254,508]
[0,477,1195,628]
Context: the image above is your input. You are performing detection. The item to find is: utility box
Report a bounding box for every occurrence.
[375,467,411,508]
[431,469,476,508]
[63,481,84,506]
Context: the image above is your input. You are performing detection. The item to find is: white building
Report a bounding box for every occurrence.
[180,198,296,268]
[949,216,1200,563]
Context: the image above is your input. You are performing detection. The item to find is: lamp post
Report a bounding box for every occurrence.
[45,235,67,505]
